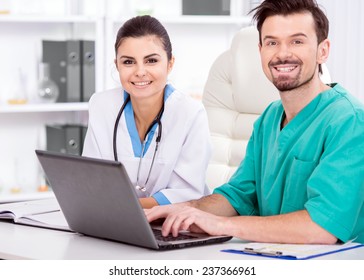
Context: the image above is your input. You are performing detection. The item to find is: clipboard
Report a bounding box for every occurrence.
[221,241,364,260]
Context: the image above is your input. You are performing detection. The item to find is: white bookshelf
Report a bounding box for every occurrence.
[0,14,99,23]
[0,191,55,204]
[0,103,88,113]
[110,15,251,25]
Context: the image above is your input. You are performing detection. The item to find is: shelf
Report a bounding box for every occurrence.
[163,15,252,25]
[0,14,99,23]
[0,102,88,113]
[0,191,55,204]
[111,15,252,25]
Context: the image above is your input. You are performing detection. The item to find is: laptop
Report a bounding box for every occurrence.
[35,150,232,250]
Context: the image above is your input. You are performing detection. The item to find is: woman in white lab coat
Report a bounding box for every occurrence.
[82,15,212,208]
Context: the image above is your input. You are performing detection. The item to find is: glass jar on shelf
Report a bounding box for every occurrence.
[7,68,28,105]
[37,62,59,103]
[0,0,11,15]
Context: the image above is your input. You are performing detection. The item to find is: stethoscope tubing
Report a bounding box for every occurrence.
[113,94,164,192]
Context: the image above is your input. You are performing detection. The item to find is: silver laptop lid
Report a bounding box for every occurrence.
[36,150,160,249]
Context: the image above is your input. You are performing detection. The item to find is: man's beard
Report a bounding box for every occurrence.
[272,70,315,92]
[269,59,315,92]
[273,75,301,91]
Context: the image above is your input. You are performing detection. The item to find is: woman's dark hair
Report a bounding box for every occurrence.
[250,0,329,74]
[114,15,172,60]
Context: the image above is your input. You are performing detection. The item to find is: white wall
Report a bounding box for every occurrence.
[317,0,364,101]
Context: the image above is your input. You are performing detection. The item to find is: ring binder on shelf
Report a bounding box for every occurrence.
[42,40,81,102]
[80,40,95,102]
[42,40,95,103]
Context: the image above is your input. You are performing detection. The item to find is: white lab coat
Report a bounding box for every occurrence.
[82,85,212,204]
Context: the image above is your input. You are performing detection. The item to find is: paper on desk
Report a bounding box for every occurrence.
[222,241,364,259]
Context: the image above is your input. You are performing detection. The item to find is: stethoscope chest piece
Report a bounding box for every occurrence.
[136,185,147,192]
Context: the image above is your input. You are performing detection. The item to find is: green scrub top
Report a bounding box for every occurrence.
[214,84,364,243]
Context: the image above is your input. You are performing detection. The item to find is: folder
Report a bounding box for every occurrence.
[80,40,95,102]
[66,40,82,102]
[42,40,82,102]
[46,124,87,156]
[222,241,364,260]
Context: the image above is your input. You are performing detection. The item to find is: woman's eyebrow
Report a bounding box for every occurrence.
[144,53,161,59]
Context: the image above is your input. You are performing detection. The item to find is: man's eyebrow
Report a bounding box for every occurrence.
[262,35,277,42]
[263,33,308,41]
[290,32,308,38]
[119,55,134,59]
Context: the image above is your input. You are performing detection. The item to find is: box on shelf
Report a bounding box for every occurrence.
[182,0,230,16]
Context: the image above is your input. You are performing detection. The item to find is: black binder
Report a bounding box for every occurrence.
[42,40,82,102]
[67,40,82,102]
[46,124,87,155]
[80,40,95,102]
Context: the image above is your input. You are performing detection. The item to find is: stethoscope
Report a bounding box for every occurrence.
[113,95,164,193]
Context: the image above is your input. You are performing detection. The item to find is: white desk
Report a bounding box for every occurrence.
[1,221,364,260]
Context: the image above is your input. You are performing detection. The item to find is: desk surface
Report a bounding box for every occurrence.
[1,221,364,260]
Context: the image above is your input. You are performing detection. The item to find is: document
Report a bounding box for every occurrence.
[0,198,71,232]
[222,241,364,259]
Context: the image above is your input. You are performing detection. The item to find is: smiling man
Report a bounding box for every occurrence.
[146,0,364,244]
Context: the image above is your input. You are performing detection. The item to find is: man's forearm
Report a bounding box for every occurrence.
[188,194,238,217]
[224,210,338,244]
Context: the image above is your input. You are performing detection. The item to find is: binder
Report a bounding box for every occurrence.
[42,40,82,102]
[46,124,87,156]
[42,40,66,102]
[66,40,82,102]
[80,40,95,102]
[222,241,364,260]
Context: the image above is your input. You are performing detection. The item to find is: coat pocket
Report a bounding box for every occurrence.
[282,157,317,213]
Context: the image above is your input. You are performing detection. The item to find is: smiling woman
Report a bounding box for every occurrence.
[82,15,212,209]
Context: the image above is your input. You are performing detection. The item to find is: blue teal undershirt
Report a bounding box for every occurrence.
[123,84,175,205]
[123,84,174,157]
[153,192,171,206]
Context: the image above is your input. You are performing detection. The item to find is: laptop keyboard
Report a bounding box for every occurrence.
[152,228,198,242]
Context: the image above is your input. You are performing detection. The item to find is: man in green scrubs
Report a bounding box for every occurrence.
[146,0,364,244]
